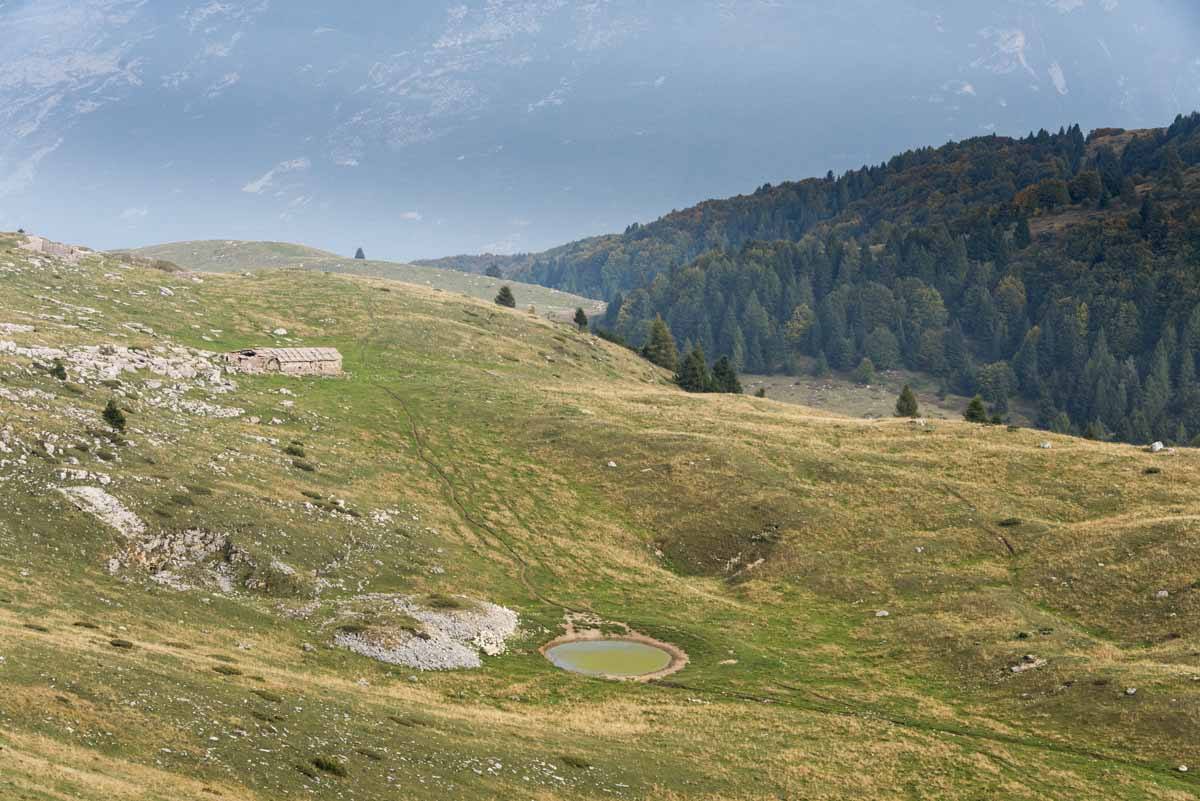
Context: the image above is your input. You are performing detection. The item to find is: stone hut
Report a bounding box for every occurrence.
[223,347,342,376]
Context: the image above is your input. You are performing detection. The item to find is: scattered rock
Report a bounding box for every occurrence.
[1150,441,1165,453]
[607,461,618,468]
[1011,654,1047,674]
[1039,441,1052,449]
[875,610,890,618]
[1125,687,1138,696]
[1156,590,1170,599]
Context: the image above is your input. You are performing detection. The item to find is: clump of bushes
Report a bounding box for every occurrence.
[285,443,306,458]
[109,639,135,650]
[251,689,283,703]
[212,664,243,676]
[293,459,317,472]
[560,755,592,770]
[997,517,1022,528]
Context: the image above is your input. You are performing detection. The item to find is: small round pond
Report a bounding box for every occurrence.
[544,638,676,679]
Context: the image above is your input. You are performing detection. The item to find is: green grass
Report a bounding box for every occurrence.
[0,231,1196,799]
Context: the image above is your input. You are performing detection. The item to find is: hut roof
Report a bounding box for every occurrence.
[239,348,341,362]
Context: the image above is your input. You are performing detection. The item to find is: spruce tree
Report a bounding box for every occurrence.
[641,316,679,371]
[573,308,589,331]
[853,357,876,385]
[895,384,919,417]
[103,399,127,432]
[354,247,366,260]
[711,356,742,394]
[494,285,516,308]
[485,264,503,278]
[50,358,67,381]
[675,345,712,393]
[963,395,988,424]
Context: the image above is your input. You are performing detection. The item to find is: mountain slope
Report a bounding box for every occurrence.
[1,231,1199,798]
[512,114,1200,445]
[123,240,604,321]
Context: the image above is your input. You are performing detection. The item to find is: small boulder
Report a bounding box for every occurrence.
[1039,441,1052,450]
[1150,441,1165,453]
[1156,590,1170,599]
[606,461,618,469]
[875,610,890,618]
[1125,687,1138,696]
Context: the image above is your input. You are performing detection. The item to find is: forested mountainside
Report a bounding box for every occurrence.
[518,113,1200,444]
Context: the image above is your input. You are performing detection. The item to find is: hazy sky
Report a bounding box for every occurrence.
[1,0,1198,260]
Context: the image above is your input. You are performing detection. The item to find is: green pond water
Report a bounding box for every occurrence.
[544,639,673,677]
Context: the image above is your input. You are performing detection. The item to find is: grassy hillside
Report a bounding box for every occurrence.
[2,231,1199,799]
[123,240,604,321]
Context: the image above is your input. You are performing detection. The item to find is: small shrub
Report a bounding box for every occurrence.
[170,493,195,507]
[311,756,348,777]
[102,398,127,432]
[23,623,50,632]
[187,485,214,496]
[284,444,306,458]
[109,639,135,650]
[755,387,767,398]
[1144,467,1162,475]
[72,621,100,629]
[293,459,317,472]
[251,689,284,703]
[301,490,323,500]
[213,664,243,676]
[99,379,122,389]
[998,518,1022,528]
[62,382,86,396]
[356,748,384,761]
[560,755,592,770]
[295,763,319,780]
[96,449,117,462]
[49,359,67,380]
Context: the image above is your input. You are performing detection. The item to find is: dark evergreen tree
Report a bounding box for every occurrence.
[495,286,517,308]
[485,264,503,278]
[641,316,679,371]
[895,384,919,417]
[964,395,989,423]
[675,345,713,392]
[354,248,366,260]
[50,358,67,381]
[574,308,589,331]
[711,356,743,394]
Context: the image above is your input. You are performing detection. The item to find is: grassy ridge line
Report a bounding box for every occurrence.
[123,239,606,321]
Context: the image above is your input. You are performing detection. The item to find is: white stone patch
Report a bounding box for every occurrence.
[335,594,519,671]
[59,487,145,538]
